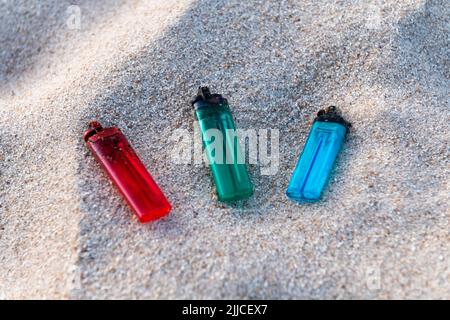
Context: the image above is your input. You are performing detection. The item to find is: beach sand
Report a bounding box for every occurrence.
[0,0,449,299]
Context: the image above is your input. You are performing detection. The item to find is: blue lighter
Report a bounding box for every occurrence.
[286,106,350,203]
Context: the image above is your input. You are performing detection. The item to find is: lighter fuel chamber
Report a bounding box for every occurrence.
[286,106,350,203]
[83,121,171,223]
[192,87,253,202]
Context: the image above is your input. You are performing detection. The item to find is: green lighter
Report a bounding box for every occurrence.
[192,87,253,202]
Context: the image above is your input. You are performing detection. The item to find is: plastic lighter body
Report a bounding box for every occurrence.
[83,121,171,223]
[192,87,253,202]
[286,106,350,202]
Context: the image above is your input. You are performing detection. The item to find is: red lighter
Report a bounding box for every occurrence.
[83,121,171,223]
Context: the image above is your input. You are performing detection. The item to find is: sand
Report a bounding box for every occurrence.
[0,0,449,299]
